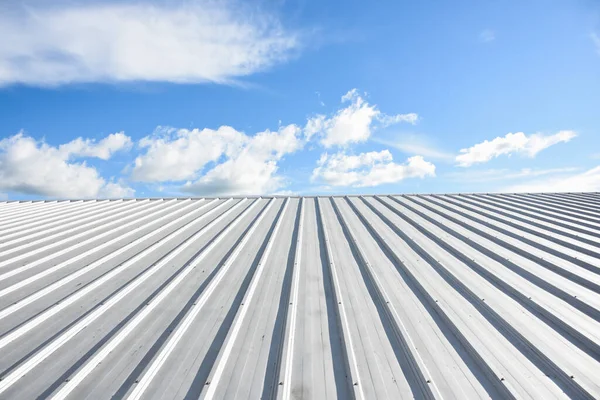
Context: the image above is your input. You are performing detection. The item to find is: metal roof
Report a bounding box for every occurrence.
[0,193,599,399]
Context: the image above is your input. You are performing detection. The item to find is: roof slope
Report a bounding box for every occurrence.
[0,193,599,399]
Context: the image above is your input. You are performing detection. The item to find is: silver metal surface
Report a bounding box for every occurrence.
[0,193,599,399]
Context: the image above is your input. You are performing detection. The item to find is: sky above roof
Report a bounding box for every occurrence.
[1,0,599,199]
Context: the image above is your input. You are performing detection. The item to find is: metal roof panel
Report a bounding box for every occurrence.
[0,194,598,399]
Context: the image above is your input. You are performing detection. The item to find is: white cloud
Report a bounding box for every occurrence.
[341,88,360,103]
[0,132,134,198]
[184,125,302,196]
[132,126,247,182]
[479,29,496,43]
[456,130,577,167]
[58,132,132,160]
[305,89,418,147]
[591,33,600,55]
[311,150,435,187]
[307,90,378,147]
[378,113,419,127]
[315,91,325,107]
[133,88,420,195]
[373,136,454,161]
[100,180,135,198]
[134,124,303,196]
[0,1,298,86]
[504,166,600,193]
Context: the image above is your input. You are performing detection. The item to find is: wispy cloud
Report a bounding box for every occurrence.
[315,91,325,107]
[592,32,600,55]
[456,130,577,167]
[372,136,455,162]
[503,166,600,193]
[446,167,579,183]
[0,1,299,87]
[479,29,496,43]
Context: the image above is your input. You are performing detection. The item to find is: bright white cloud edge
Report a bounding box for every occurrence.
[0,132,134,198]
[133,124,305,196]
[182,125,304,196]
[311,150,435,187]
[0,1,298,86]
[306,89,419,148]
[456,130,577,167]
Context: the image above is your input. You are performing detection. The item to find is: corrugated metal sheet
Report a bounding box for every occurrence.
[0,193,599,399]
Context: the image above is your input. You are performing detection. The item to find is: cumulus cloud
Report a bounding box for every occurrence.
[132,126,247,182]
[311,150,435,187]
[131,88,421,195]
[58,132,132,160]
[456,130,577,167]
[0,132,134,198]
[504,166,600,193]
[100,180,135,198]
[0,1,298,86]
[133,124,303,196]
[184,125,302,196]
[305,89,418,147]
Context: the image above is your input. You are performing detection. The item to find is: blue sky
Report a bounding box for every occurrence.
[1,0,599,199]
